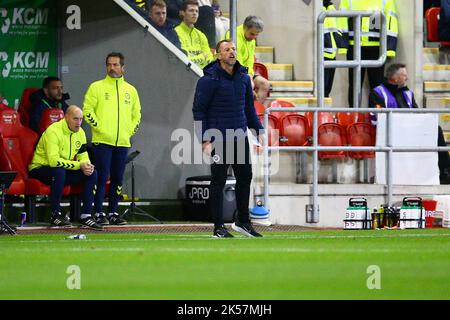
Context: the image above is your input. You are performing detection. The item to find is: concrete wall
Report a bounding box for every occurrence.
[59,0,208,199]
[233,0,316,81]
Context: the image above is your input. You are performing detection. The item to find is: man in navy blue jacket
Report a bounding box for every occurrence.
[193,39,265,238]
[29,77,69,134]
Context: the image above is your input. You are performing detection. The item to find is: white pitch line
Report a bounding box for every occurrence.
[7,232,450,244]
[4,247,448,254]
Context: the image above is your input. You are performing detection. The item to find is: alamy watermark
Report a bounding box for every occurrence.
[366,265,381,290]
[66,265,81,290]
[170,121,280,174]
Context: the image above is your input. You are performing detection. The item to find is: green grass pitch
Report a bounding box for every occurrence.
[0,228,449,299]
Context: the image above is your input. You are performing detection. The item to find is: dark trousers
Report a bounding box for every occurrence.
[196,5,216,48]
[438,126,450,172]
[92,143,128,214]
[29,167,97,215]
[324,57,336,98]
[347,46,385,107]
[210,138,252,227]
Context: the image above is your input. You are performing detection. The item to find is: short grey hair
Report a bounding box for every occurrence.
[385,63,406,79]
[243,15,264,32]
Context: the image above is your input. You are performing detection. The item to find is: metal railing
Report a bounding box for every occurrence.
[261,8,447,221]
[263,107,450,223]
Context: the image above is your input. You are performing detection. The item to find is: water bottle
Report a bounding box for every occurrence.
[67,234,86,240]
[20,212,27,227]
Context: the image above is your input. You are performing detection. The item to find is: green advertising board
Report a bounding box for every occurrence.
[0,0,57,108]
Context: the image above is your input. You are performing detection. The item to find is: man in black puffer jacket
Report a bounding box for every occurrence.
[193,39,264,238]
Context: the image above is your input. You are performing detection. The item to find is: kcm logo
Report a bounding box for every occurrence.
[0,51,49,78]
[0,7,49,34]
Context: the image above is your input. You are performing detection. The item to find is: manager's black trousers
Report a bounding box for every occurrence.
[210,137,252,228]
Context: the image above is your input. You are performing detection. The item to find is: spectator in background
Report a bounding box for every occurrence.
[148,0,183,51]
[195,0,216,49]
[175,0,213,68]
[29,77,69,134]
[227,15,270,104]
[135,0,147,9]
[323,0,343,97]
[338,0,398,107]
[165,0,183,25]
[212,0,229,44]
[368,63,450,184]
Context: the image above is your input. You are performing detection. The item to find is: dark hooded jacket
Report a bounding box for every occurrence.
[29,89,69,133]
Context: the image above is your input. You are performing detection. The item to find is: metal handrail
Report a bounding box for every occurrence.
[263,107,450,222]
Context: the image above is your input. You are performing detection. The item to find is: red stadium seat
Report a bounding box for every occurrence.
[280,114,310,146]
[254,101,266,116]
[426,7,450,46]
[18,88,39,127]
[253,62,269,80]
[317,123,347,159]
[258,114,279,146]
[39,108,64,134]
[267,100,296,122]
[335,112,369,129]
[0,109,73,221]
[253,62,270,99]
[305,111,335,138]
[0,102,10,111]
[347,123,376,159]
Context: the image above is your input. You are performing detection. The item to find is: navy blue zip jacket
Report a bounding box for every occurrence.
[29,89,69,133]
[193,60,264,142]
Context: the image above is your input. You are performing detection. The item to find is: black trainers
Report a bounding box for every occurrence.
[232,222,262,237]
[108,213,127,225]
[95,212,110,225]
[80,217,104,230]
[213,225,234,238]
[50,212,71,227]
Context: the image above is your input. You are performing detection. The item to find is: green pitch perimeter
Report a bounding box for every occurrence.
[0,229,449,300]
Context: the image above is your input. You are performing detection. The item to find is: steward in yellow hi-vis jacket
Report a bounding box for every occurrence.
[82,52,141,226]
[323,0,344,97]
[338,0,398,107]
[28,106,101,229]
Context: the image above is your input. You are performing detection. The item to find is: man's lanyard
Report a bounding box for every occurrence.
[42,99,62,109]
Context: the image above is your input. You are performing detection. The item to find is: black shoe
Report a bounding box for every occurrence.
[50,212,71,227]
[213,225,234,238]
[108,213,127,225]
[440,169,450,184]
[80,217,104,230]
[95,213,110,225]
[232,222,262,237]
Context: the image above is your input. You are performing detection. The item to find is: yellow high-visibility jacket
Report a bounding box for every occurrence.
[29,119,90,171]
[83,75,141,147]
[175,22,214,69]
[324,4,344,59]
[226,25,255,76]
[338,0,398,57]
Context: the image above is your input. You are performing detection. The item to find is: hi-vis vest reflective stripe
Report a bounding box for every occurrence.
[338,0,398,57]
[323,4,343,59]
[370,84,413,126]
